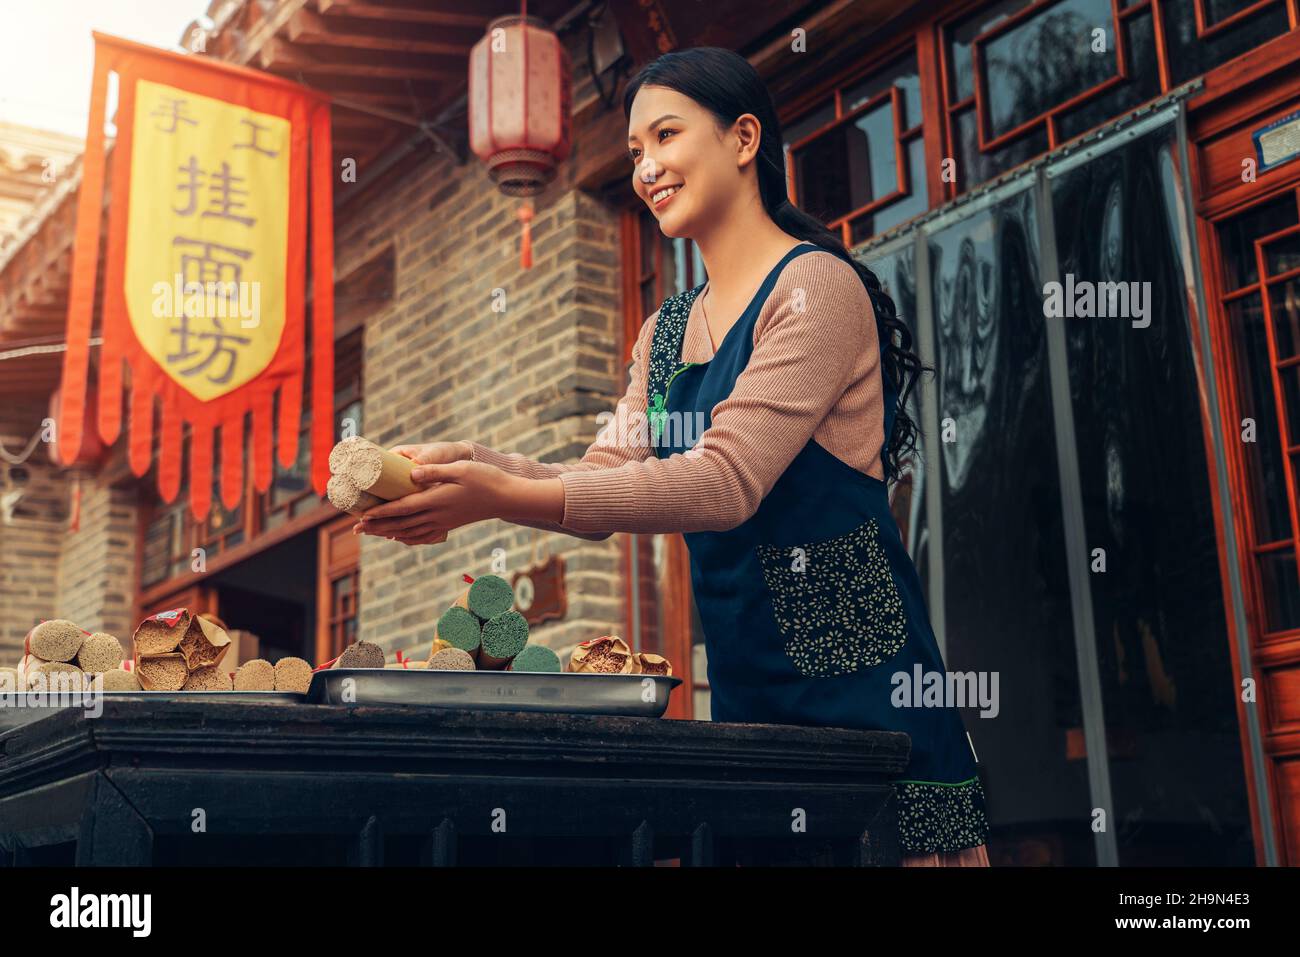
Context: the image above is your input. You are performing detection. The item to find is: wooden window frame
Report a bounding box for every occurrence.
[1184,31,1300,863]
[316,513,362,663]
[781,46,928,248]
[936,0,1300,199]
[939,0,1137,193]
[768,0,1300,215]
[786,84,916,240]
[1195,0,1288,39]
[1202,185,1300,644]
[1254,213,1300,636]
[971,0,1129,153]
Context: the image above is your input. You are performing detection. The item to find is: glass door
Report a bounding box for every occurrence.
[1045,116,1253,865]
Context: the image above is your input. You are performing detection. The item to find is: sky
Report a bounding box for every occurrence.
[0,1,201,138]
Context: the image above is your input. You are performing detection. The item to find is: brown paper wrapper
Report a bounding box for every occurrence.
[178,616,232,671]
[632,653,672,677]
[133,608,191,656]
[567,636,634,674]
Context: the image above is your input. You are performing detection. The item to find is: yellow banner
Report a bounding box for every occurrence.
[125,79,290,401]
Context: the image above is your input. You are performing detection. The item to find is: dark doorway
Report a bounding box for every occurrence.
[210,529,317,663]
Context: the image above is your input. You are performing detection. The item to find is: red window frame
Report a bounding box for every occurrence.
[1254,214,1300,632]
[1206,188,1300,641]
[936,0,1300,199]
[781,46,928,248]
[787,85,915,236]
[969,0,1129,153]
[1195,0,1287,39]
[1191,74,1300,861]
[317,513,362,663]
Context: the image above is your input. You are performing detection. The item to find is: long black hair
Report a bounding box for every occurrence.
[622,47,929,483]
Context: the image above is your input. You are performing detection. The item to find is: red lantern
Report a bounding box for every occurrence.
[469,13,572,197]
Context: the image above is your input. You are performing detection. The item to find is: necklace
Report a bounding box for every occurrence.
[698,242,803,352]
[700,284,717,352]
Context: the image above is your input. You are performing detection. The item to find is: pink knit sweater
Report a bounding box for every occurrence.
[470,249,887,539]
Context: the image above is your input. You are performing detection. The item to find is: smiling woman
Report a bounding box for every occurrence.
[358,46,989,866]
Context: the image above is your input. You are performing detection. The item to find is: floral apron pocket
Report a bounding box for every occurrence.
[756,517,908,677]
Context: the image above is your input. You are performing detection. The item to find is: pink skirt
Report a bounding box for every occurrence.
[900,843,990,867]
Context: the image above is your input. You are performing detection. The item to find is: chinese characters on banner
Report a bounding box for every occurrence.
[132,81,287,401]
[59,33,335,520]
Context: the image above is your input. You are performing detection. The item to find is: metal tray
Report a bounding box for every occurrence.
[307,668,682,717]
[0,690,306,733]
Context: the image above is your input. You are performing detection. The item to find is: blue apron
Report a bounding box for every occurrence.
[645,242,990,855]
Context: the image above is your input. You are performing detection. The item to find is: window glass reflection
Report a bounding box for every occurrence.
[981,0,1116,140]
[929,187,1095,864]
[1049,123,1253,864]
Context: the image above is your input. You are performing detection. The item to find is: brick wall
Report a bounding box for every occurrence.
[350,139,631,662]
[0,432,67,659]
[0,423,138,658]
[54,480,138,642]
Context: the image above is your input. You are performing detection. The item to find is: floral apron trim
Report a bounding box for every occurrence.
[645,285,705,442]
[895,776,991,855]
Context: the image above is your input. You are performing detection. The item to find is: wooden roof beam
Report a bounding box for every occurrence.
[330,113,401,137]
[258,36,463,80]
[273,71,445,101]
[314,0,501,29]
[287,7,479,55]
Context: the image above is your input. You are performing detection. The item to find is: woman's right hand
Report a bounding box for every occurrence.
[390,440,474,470]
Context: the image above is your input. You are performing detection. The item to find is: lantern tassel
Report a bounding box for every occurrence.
[517,203,533,270]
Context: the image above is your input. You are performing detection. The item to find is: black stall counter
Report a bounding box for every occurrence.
[0,699,908,866]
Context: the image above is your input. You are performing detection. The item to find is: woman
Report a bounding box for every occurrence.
[357,47,990,866]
